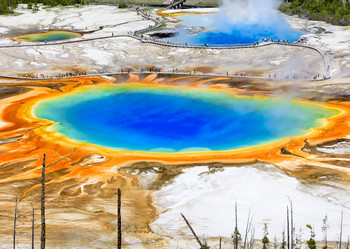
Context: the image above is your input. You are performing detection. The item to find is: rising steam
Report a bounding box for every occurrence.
[211,0,299,42]
[218,0,281,26]
[169,0,302,45]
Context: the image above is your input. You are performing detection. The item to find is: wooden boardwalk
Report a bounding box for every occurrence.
[166,0,187,9]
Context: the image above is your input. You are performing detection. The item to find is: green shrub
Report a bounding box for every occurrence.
[118,1,127,8]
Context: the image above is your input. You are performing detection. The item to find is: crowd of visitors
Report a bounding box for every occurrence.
[261,38,298,44]
[13,69,325,81]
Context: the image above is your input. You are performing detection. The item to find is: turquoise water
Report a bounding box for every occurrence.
[165,13,304,46]
[35,85,336,152]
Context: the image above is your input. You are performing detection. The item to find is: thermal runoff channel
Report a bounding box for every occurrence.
[34,84,337,152]
[165,0,303,45]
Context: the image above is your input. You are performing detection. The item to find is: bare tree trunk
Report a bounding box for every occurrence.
[32,208,34,249]
[13,196,19,249]
[180,213,205,249]
[40,154,46,249]
[287,206,290,249]
[248,226,255,249]
[219,238,221,249]
[290,201,294,249]
[339,210,343,249]
[243,210,252,249]
[325,226,328,249]
[234,202,238,249]
[117,188,121,249]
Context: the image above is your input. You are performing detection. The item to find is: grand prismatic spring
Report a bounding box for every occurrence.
[0,0,350,248]
[34,83,337,152]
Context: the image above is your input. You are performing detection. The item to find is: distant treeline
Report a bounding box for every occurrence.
[280,0,350,25]
[0,0,87,15]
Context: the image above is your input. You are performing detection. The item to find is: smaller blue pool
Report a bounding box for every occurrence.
[164,12,304,46]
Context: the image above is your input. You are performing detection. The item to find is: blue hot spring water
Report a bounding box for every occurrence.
[164,13,304,46]
[34,85,336,152]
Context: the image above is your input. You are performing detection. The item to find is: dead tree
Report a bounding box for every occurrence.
[287,206,290,249]
[248,225,255,249]
[339,210,343,249]
[219,238,222,249]
[243,209,253,249]
[40,154,46,249]
[234,202,239,249]
[117,188,121,249]
[13,196,20,249]
[32,208,34,249]
[180,213,205,249]
[289,200,294,249]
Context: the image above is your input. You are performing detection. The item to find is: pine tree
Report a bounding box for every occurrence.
[232,227,242,247]
[294,229,302,249]
[232,203,241,249]
[273,236,278,249]
[322,214,329,249]
[306,225,316,249]
[281,231,286,249]
[201,240,210,249]
[262,223,270,249]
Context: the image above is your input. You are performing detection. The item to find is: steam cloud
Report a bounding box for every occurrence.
[169,0,302,45]
[218,0,281,26]
[211,0,300,43]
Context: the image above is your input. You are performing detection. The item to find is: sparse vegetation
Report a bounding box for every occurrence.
[281,231,286,249]
[232,203,242,249]
[118,1,127,8]
[0,0,87,15]
[322,214,329,249]
[306,224,317,249]
[262,223,270,249]
[280,0,350,25]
